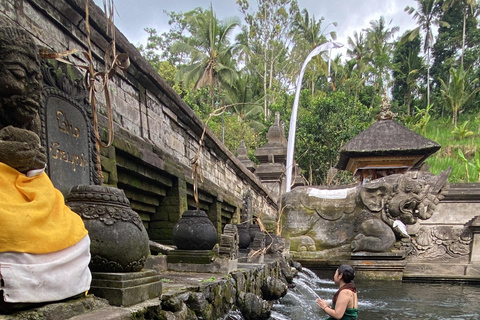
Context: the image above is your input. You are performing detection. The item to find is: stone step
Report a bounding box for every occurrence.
[67,307,132,320]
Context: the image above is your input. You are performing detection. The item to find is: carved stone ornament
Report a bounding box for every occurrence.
[398,226,472,262]
[66,185,150,272]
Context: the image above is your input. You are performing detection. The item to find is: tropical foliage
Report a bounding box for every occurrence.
[138,0,480,184]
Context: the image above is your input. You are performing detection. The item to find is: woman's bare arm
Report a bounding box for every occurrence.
[318,290,352,320]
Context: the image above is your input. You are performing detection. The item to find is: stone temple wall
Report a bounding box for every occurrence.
[402,183,480,278]
[0,0,277,244]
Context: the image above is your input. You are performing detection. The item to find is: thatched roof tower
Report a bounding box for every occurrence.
[336,97,440,181]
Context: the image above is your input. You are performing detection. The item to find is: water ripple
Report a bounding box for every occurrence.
[269,267,480,320]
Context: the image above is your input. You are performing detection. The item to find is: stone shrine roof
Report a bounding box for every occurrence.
[336,118,441,170]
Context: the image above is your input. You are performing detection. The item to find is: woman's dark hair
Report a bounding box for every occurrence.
[338,265,355,283]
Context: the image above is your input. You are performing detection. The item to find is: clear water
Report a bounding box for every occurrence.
[267,268,480,320]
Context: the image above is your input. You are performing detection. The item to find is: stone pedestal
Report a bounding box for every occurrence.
[89,270,162,307]
[167,250,237,273]
[350,251,406,280]
[168,249,216,264]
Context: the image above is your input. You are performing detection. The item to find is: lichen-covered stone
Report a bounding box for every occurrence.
[236,292,272,320]
[261,276,287,300]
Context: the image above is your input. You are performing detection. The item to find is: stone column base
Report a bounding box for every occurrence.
[89,270,162,306]
[167,250,238,273]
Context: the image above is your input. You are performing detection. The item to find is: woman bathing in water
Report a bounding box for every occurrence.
[316,265,358,320]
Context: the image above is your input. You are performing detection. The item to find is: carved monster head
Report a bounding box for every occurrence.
[360,169,450,225]
[0,22,42,132]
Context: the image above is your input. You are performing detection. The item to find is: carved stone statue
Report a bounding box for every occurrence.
[281,169,450,253]
[0,21,91,313]
[0,21,45,173]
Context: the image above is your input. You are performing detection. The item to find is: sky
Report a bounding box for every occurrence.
[93,0,420,58]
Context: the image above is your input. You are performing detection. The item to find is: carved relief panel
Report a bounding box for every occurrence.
[39,60,100,195]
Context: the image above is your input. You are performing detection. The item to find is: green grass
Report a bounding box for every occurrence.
[419,117,480,183]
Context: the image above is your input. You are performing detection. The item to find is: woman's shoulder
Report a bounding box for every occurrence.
[339,288,356,302]
[339,288,354,296]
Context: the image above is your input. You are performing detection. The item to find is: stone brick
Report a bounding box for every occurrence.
[149,221,176,230]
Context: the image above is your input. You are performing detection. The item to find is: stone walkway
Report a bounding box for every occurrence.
[0,261,281,320]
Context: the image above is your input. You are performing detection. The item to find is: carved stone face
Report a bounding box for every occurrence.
[360,182,389,212]
[0,26,42,131]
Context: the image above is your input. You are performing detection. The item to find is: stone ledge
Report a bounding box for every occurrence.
[350,250,405,260]
[167,259,238,274]
[0,295,110,320]
[67,307,132,320]
[402,274,480,284]
[1,258,284,320]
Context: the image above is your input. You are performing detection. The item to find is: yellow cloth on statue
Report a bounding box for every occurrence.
[0,162,88,254]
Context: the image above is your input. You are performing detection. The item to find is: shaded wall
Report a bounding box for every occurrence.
[0,0,277,244]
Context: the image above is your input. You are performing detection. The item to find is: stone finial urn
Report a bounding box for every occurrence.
[172,210,217,250]
[66,185,150,272]
[249,224,263,240]
[237,224,252,249]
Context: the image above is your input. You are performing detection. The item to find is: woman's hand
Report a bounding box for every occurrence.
[316,298,329,310]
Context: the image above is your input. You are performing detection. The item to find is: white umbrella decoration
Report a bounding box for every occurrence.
[285,41,343,192]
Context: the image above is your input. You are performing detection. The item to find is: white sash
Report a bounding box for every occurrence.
[0,235,91,303]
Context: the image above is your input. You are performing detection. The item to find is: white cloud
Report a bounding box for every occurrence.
[94,0,419,56]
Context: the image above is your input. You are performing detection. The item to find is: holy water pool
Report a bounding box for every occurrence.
[266,268,480,320]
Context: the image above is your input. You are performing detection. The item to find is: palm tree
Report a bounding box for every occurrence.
[439,65,480,126]
[347,31,371,78]
[364,17,399,95]
[224,74,265,132]
[442,0,477,67]
[290,9,337,96]
[172,5,240,108]
[403,0,449,107]
[401,51,423,115]
[393,34,424,115]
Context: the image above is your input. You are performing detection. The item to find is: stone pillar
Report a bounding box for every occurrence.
[208,196,223,239]
[248,232,266,263]
[254,112,288,203]
[150,178,187,245]
[466,216,480,275]
[100,145,118,186]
